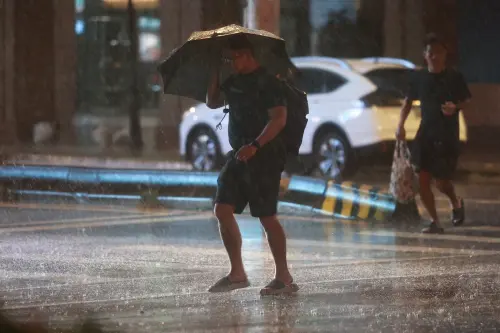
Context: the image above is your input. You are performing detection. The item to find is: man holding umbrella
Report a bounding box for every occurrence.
[158,25,300,295]
[204,34,298,295]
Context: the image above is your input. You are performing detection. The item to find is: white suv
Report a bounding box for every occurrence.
[179,56,468,178]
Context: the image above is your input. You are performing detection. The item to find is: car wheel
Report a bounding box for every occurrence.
[187,128,222,171]
[313,131,356,179]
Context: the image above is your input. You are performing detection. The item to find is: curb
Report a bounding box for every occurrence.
[3,155,192,171]
[0,165,419,222]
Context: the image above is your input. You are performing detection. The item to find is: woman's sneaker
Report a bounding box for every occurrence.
[452,198,465,226]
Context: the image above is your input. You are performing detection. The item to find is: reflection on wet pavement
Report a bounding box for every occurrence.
[0,200,499,332]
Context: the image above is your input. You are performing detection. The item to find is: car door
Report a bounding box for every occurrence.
[292,65,361,153]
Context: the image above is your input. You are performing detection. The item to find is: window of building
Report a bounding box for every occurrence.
[76,0,161,113]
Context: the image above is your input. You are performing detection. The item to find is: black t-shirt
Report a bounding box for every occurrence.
[220,67,287,165]
[407,68,471,144]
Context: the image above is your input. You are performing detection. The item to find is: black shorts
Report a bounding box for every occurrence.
[411,140,459,180]
[214,151,284,218]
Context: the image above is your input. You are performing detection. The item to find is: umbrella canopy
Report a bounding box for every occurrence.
[157,24,297,103]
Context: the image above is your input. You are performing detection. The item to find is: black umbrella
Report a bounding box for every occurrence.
[157,24,297,103]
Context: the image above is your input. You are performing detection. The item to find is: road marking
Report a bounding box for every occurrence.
[0,271,214,292]
[0,254,468,293]
[435,197,500,205]
[279,214,346,223]
[0,212,213,233]
[0,212,178,228]
[0,270,102,284]
[289,254,469,269]
[2,266,498,311]
[460,225,500,232]
[109,243,338,262]
[297,267,499,288]
[0,249,228,270]
[357,230,500,244]
[0,202,151,214]
[288,239,500,256]
[419,206,450,214]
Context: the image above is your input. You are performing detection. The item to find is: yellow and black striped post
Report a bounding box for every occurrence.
[280,175,420,222]
[280,176,396,221]
[320,180,396,221]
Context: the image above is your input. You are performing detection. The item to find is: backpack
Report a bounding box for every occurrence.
[278,79,309,156]
[216,74,309,156]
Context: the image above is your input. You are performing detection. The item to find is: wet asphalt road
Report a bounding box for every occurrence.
[1,182,500,332]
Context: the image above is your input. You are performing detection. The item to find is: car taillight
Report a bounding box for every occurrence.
[361,90,403,107]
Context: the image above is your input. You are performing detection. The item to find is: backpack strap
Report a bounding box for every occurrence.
[216,98,230,131]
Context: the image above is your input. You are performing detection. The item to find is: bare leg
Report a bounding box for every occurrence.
[436,179,460,209]
[419,171,441,226]
[213,203,247,281]
[260,215,292,283]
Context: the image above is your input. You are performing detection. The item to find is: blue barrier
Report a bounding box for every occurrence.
[0,165,219,186]
[0,165,417,221]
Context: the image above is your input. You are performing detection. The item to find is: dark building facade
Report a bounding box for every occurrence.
[0,0,76,144]
[1,0,499,147]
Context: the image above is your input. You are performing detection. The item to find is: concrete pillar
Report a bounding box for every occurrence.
[0,0,16,144]
[157,0,248,150]
[202,0,242,30]
[244,0,257,29]
[0,0,76,144]
[256,0,280,35]
[13,0,56,143]
[384,0,459,66]
[404,0,425,65]
[383,0,402,58]
[157,0,202,150]
[53,0,77,143]
[423,0,458,66]
[383,0,425,65]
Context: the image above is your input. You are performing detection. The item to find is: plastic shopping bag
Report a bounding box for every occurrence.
[389,140,419,203]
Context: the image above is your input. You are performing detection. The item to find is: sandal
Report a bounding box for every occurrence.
[421,222,444,234]
[260,278,299,296]
[208,276,250,293]
[452,198,465,226]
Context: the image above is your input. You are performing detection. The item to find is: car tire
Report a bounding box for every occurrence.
[313,131,357,180]
[186,127,223,171]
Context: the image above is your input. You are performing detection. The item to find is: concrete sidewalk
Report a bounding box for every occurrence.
[0,145,191,170]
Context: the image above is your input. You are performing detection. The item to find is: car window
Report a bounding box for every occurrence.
[364,68,414,99]
[294,68,345,94]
